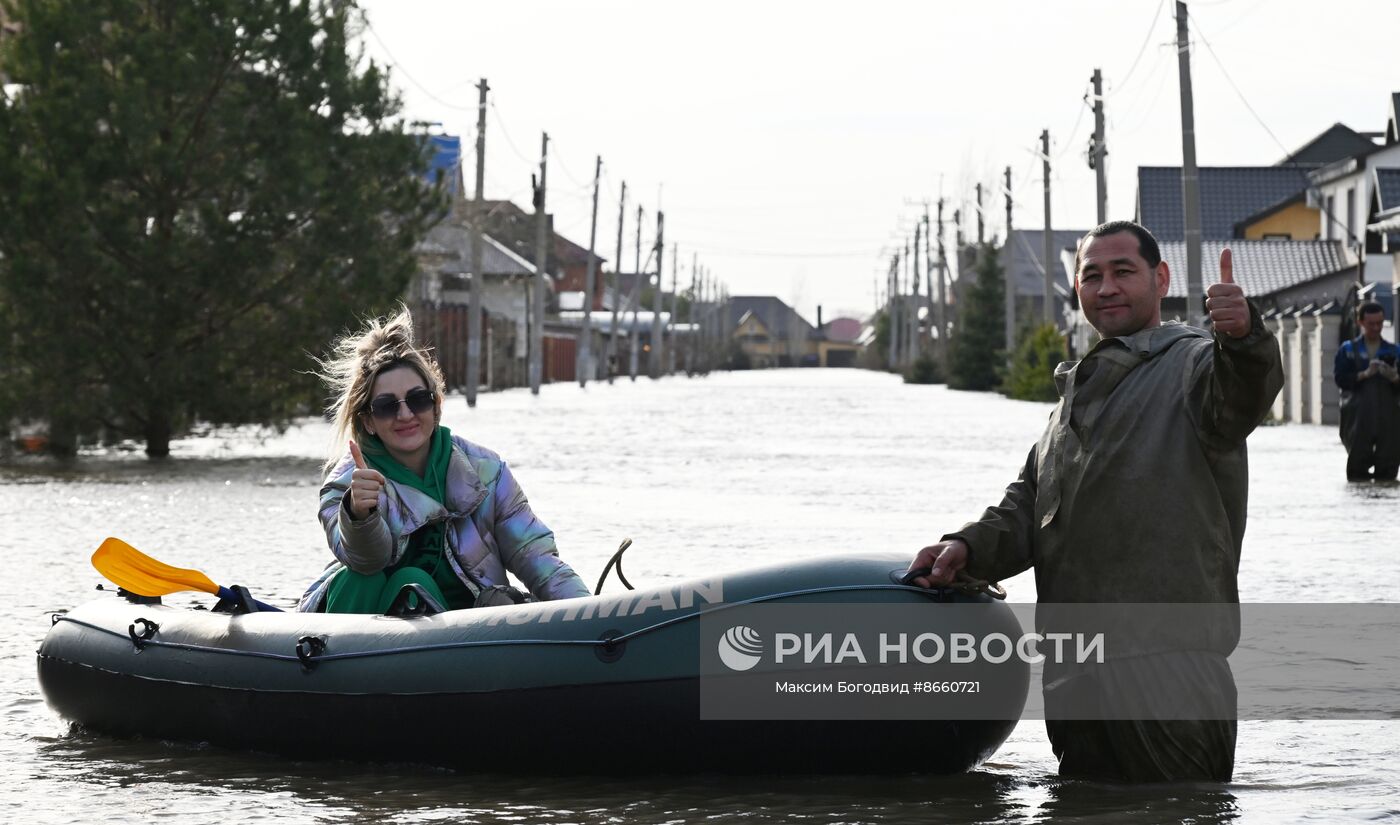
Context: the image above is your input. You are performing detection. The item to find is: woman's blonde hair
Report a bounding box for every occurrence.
[317,306,446,471]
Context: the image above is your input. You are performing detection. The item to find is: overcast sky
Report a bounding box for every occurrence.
[357,0,1399,322]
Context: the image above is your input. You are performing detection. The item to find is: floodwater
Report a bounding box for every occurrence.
[3,369,1398,824]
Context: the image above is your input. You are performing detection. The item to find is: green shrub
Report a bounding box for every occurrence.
[1002,323,1066,402]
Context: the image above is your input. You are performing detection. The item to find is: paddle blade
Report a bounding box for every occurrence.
[92,537,221,597]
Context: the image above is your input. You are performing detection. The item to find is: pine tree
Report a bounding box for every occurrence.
[1002,322,1066,402]
[0,0,444,456]
[948,244,1006,391]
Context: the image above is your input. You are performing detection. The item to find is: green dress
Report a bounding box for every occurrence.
[324,426,477,613]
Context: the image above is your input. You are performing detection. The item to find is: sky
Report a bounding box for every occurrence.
[356,0,1399,323]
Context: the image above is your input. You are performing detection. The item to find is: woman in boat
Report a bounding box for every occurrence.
[298,307,590,613]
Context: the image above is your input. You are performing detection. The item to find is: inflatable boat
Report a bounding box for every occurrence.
[38,552,1028,773]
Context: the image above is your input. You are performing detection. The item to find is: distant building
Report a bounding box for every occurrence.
[1308,93,1400,287]
[1001,229,1089,327]
[721,297,861,367]
[1137,165,1314,242]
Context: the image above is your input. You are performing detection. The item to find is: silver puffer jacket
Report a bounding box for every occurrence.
[298,434,590,611]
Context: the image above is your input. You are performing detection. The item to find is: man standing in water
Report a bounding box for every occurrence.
[1334,301,1400,480]
[908,221,1283,782]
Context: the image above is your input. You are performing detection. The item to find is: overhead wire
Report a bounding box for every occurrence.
[1188,11,1292,157]
[489,103,540,167]
[1107,0,1168,98]
[359,15,477,113]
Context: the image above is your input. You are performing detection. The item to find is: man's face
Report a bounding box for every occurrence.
[1360,309,1384,340]
[1075,231,1169,339]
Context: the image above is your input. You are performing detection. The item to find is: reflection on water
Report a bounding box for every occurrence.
[6,371,1399,824]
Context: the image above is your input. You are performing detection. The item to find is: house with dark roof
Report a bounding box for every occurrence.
[1365,167,1400,253]
[1156,240,1349,319]
[722,296,817,367]
[1305,91,1400,285]
[1136,166,1313,242]
[1135,121,1386,245]
[1002,229,1088,325]
[473,199,606,310]
[1279,123,1378,167]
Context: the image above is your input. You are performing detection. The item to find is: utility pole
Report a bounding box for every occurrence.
[649,211,665,379]
[577,155,601,387]
[466,78,488,408]
[923,207,934,352]
[1004,165,1015,363]
[529,132,548,395]
[907,233,918,358]
[628,205,643,381]
[606,182,626,385]
[668,243,679,374]
[975,182,985,245]
[1090,68,1108,225]
[912,220,923,358]
[1041,128,1054,326]
[688,251,698,374]
[936,199,949,375]
[1176,0,1204,325]
[886,253,899,371]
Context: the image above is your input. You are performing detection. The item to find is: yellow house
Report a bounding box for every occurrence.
[1236,193,1321,241]
[726,297,863,368]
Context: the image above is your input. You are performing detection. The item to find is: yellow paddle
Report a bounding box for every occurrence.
[91,537,281,611]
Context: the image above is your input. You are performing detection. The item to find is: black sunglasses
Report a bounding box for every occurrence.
[365,388,436,421]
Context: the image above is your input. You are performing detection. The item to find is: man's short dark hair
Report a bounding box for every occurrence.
[1358,300,1385,319]
[1073,220,1163,273]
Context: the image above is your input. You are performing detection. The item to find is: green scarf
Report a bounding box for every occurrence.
[360,425,453,505]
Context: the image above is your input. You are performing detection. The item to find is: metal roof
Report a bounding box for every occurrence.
[417,220,535,277]
[1003,229,1090,297]
[1157,240,1345,298]
[1136,166,1311,241]
[1374,168,1400,214]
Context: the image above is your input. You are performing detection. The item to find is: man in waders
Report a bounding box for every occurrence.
[1335,301,1400,481]
[907,221,1283,782]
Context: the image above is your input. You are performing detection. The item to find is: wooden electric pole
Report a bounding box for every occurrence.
[577,155,601,387]
[529,132,548,395]
[466,78,488,408]
[672,240,683,372]
[628,205,643,381]
[923,207,934,352]
[1176,1,1204,325]
[688,252,698,374]
[936,198,949,374]
[648,212,665,378]
[912,225,922,359]
[1041,129,1054,325]
[606,182,626,384]
[886,253,899,371]
[975,182,985,245]
[1004,166,1015,361]
[1091,68,1108,225]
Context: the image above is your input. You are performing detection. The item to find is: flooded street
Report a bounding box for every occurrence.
[4,369,1398,823]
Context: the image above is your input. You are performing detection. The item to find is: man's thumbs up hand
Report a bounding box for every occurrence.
[1206,248,1251,338]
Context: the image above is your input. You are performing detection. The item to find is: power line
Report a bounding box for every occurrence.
[1108,0,1168,97]
[488,102,538,166]
[1188,11,1291,157]
[359,16,477,113]
[1053,88,1092,161]
[549,141,592,190]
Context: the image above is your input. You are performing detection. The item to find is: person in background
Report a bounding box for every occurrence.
[907,221,1283,782]
[298,307,590,613]
[1334,301,1400,481]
